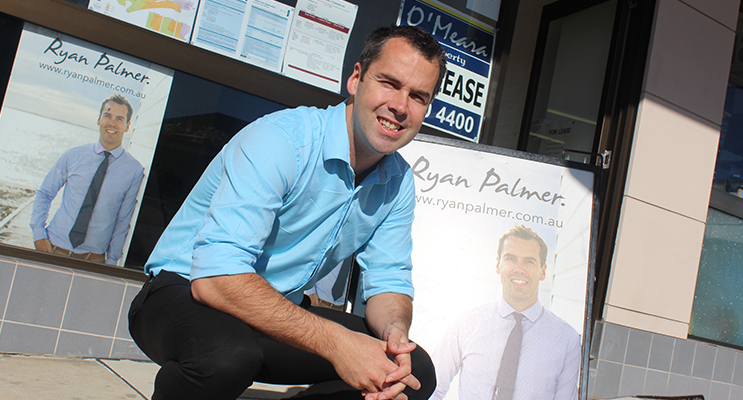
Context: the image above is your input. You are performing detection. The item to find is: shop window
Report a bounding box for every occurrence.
[690,208,743,348]
[689,6,743,348]
[713,7,743,198]
[124,72,286,268]
[0,0,514,271]
[0,16,285,270]
[714,83,743,197]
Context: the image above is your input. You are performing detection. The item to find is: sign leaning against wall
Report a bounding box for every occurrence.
[399,135,597,400]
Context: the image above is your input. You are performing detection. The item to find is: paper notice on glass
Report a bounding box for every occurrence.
[240,0,294,72]
[282,0,358,93]
[191,0,247,54]
[191,0,294,73]
[88,0,199,42]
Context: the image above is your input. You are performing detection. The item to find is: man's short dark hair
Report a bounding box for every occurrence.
[358,25,447,96]
[497,224,549,266]
[99,94,133,123]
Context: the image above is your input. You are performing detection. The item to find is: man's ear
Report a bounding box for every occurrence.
[347,62,362,95]
[495,259,501,274]
[540,264,547,281]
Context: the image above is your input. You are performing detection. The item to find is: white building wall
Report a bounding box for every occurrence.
[604,0,740,338]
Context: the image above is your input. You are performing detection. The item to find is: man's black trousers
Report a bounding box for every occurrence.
[128,271,436,400]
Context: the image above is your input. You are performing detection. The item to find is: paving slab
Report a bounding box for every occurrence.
[101,358,309,399]
[0,353,312,400]
[100,359,159,398]
[0,354,144,399]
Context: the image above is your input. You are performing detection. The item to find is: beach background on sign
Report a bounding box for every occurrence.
[0,107,97,248]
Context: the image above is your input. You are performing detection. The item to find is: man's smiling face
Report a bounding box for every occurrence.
[346,37,439,167]
[496,236,546,311]
[97,101,130,151]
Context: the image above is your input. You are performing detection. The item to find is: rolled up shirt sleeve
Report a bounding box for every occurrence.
[355,169,416,302]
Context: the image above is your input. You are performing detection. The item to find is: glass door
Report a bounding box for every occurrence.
[519,0,617,164]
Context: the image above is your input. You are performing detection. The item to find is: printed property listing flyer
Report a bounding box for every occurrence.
[281,0,358,93]
[191,0,294,73]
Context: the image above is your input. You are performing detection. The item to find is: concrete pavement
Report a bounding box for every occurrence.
[1,353,685,400]
[0,353,308,399]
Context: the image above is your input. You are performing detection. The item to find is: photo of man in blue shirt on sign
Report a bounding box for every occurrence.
[431,224,581,400]
[29,94,144,265]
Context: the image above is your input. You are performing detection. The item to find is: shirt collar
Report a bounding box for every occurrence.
[322,102,351,163]
[94,141,124,158]
[323,101,407,185]
[498,297,544,323]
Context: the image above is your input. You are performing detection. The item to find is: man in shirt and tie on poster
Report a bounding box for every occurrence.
[432,224,581,400]
[30,94,144,266]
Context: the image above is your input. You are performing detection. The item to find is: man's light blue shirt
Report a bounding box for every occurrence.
[145,102,417,304]
[30,142,145,265]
